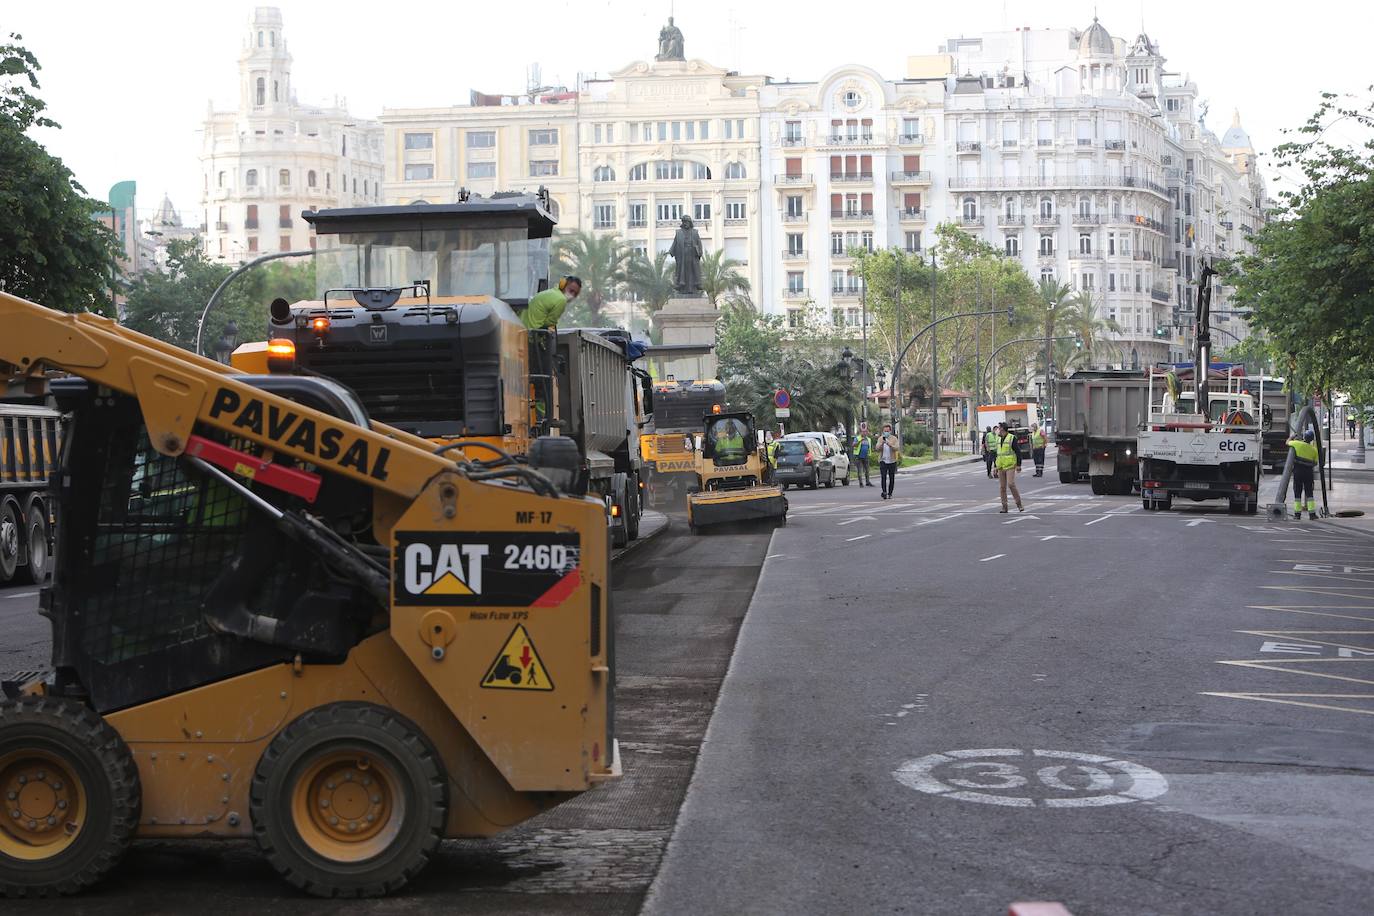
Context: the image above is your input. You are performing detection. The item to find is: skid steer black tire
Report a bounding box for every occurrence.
[0,697,141,898]
[250,703,447,899]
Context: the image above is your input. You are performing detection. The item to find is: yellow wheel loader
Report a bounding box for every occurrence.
[685,411,787,534]
[0,292,617,898]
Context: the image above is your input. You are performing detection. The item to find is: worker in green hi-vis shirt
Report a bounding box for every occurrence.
[524,276,582,429]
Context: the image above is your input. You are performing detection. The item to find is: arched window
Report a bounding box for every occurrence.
[1078,196,1092,217]
[245,169,258,188]
[307,170,317,188]
[724,161,746,179]
[278,169,290,187]
[1039,196,1054,219]
[593,165,616,182]
[255,77,265,107]
[693,162,712,180]
[1040,268,1055,283]
[628,163,647,181]
[217,171,225,188]
[273,80,279,102]
[1004,195,1017,218]
[961,197,978,220]
[1005,235,1020,257]
[1039,234,1054,256]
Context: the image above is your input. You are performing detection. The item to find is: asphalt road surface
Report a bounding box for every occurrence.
[0,513,771,915]
[648,455,1374,915]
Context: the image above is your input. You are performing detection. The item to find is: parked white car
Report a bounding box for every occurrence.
[782,431,851,485]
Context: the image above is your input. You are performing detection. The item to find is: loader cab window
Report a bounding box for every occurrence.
[707,418,749,466]
[315,227,550,302]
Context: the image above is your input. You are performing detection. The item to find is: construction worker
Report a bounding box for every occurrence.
[995,421,1024,513]
[1030,423,1047,477]
[711,418,746,465]
[523,276,582,426]
[983,426,998,478]
[853,426,872,487]
[1288,428,1320,520]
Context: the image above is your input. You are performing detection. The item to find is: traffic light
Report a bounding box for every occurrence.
[1154,326,1169,339]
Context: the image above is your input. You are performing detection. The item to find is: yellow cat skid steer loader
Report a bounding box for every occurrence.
[0,293,618,898]
[686,411,787,534]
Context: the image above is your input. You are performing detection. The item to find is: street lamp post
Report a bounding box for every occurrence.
[860,279,868,423]
[929,251,940,460]
[838,346,857,450]
[212,319,240,365]
[194,249,315,358]
[981,335,1081,406]
[890,305,1011,448]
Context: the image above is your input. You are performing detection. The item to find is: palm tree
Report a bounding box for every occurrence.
[551,230,630,325]
[624,250,675,321]
[1060,290,1122,369]
[699,249,750,308]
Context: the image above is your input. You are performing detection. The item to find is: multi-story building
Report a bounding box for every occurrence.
[380,91,579,225]
[758,66,945,329]
[934,18,1265,365]
[577,56,766,301]
[199,6,382,264]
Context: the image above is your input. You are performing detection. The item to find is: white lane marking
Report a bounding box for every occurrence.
[1040,535,1060,541]
[915,513,962,526]
[2,591,38,600]
[1003,515,1038,524]
[979,554,1006,562]
[1084,515,1111,526]
[846,534,872,542]
[1186,518,1215,527]
[837,516,876,526]
[765,554,785,559]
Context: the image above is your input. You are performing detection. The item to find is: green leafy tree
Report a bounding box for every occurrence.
[552,229,629,325]
[624,250,675,326]
[0,34,120,314]
[1229,90,1374,396]
[699,249,750,308]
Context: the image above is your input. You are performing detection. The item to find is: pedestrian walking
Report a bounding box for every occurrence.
[877,423,900,499]
[995,422,1024,513]
[1287,428,1320,520]
[982,426,997,478]
[1030,423,1047,477]
[853,427,872,487]
[1348,417,1357,439]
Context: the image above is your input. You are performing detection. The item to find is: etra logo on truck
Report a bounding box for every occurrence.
[395,532,581,607]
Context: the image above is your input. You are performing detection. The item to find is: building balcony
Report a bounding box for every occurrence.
[1151,287,1171,302]
[831,287,862,299]
[1033,214,1060,226]
[1036,138,1053,147]
[782,248,807,260]
[781,136,805,147]
[214,221,229,232]
[627,219,647,229]
[1220,220,1234,230]
[899,208,927,223]
[890,170,931,185]
[655,218,681,227]
[1161,258,1180,271]
[825,133,875,145]
[782,287,810,300]
[724,217,748,227]
[998,214,1025,227]
[947,175,1169,195]
[1071,251,1102,261]
[960,216,985,228]
[898,133,925,146]
[1105,139,1127,151]
[830,172,874,183]
[830,210,875,222]
[1071,213,1103,225]
[1001,139,1019,149]
[1076,138,1093,147]
[781,212,808,223]
[774,173,814,186]
[956,141,982,153]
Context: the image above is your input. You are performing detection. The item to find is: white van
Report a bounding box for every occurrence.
[781,431,851,485]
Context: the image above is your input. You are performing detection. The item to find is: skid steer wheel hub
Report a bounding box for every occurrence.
[292,751,399,862]
[0,751,83,854]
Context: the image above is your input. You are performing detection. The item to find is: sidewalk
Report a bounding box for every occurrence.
[1278,438,1374,535]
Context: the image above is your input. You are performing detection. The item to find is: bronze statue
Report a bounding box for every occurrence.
[669,215,702,295]
[656,17,685,61]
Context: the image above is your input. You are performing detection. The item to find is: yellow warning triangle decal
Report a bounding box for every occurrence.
[480,624,554,691]
[424,571,473,596]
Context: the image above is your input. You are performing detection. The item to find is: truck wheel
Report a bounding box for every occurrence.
[0,697,141,898]
[0,503,19,585]
[251,703,447,899]
[18,504,49,586]
[625,485,641,541]
[1058,472,1074,484]
[1089,477,1107,496]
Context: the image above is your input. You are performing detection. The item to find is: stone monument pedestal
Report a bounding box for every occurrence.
[652,295,718,381]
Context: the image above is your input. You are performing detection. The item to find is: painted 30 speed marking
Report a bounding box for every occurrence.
[893,748,1168,808]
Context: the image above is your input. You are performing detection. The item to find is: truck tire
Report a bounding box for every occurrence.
[18,503,49,586]
[625,484,641,541]
[0,697,141,898]
[251,703,447,899]
[1059,471,1074,484]
[1089,476,1108,496]
[0,502,19,585]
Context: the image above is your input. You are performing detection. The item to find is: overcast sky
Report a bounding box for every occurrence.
[10,0,1366,224]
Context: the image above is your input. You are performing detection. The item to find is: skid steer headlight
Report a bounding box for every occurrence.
[267,338,296,373]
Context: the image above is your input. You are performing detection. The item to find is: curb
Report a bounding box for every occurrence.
[895,455,981,476]
[612,509,671,561]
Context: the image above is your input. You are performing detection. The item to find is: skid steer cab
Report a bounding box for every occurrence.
[0,292,617,899]
[685,410,787,534]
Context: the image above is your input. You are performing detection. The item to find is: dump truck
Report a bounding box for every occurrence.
[231,193,645,544]
[686,410,787,533]
[0,290,617,898]
[1052,370,1150,494]
[0,388,61,585]
[640,378,726,506]
[553,328,651,547]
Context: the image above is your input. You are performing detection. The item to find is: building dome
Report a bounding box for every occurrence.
[1221,109,1252,150]
[1077,17,1114,57]
[148,193,180,228]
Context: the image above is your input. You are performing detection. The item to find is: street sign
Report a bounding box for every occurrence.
[774,389,791,409]
[775,407,791,419]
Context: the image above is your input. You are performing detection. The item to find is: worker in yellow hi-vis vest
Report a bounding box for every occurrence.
[1287,428,1320,520]
[995,421,1024,514]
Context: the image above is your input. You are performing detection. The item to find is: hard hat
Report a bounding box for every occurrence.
[1303,428,1315,442]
